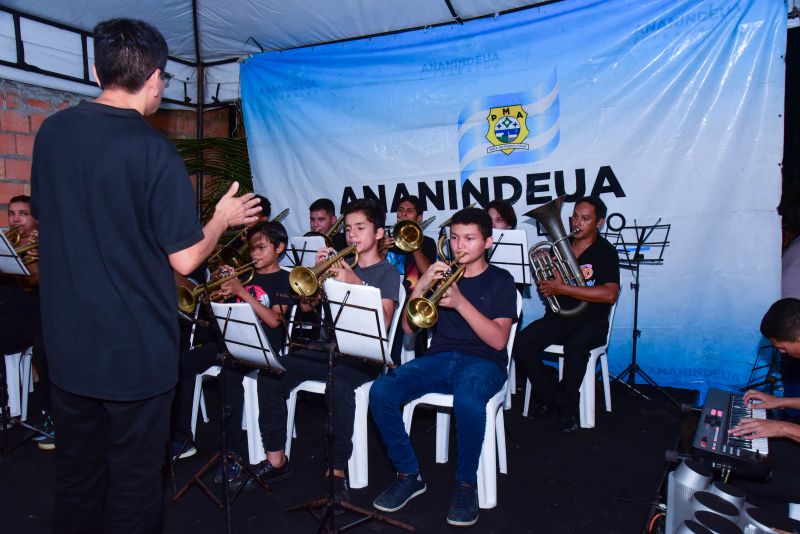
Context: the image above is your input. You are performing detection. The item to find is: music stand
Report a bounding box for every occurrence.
[281,235,326,269]
[172,301,285,533]
[285,279,414,533]
[610,219,679,407]
[0,233,50,455]
[487,229,531,285]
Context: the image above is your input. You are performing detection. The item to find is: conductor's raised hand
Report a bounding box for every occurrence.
[214,181,261,228]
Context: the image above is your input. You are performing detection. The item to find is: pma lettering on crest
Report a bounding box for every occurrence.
[486,105,529,155]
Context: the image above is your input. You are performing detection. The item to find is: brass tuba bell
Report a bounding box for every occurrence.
[526,195,588,317]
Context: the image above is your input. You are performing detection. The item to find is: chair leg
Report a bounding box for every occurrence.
[348,382,371,489]
[477,402,498,509]
[285,389,299,459]
[435,410,450,464]
[243,375,266,465]
[190,374,204,438]
[504,359,515,410]
[496,408,507,475]
[600,353,612,412]
[522,379,532,417]
[4,353,22,418]
[20,349,32,422]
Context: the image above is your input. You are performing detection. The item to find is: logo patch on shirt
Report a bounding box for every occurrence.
[581,264,595,286]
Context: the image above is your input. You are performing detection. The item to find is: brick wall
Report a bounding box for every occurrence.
[0,78,231,226]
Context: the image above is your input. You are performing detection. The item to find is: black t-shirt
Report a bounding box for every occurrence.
[31,100,203,401]
[235,269,291,354]
[426,264,517,369]
[546,234,620,326]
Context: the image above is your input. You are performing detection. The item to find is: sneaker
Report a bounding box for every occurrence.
[251,457,293,485]
[446,481,478,527]
[170,439,197,460]
[32,413,54,441]
[373,473,427,512]
[213,453,243,484]
[37,434,56,451]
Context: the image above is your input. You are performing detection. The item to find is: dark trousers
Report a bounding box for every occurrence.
[732,438,800,516]
[259,349,378,471]
[50,384,173,534]
[512,315,607,415]
[172,343,246,454]
[1,308,49,415]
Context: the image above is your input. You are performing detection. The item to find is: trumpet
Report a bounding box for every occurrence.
[177,260,256,314]
[207,208,290,271]
[16,238,39,265]
[289,244,359,297]
[383,216,435,253]
[303,217,345,248]
[526,195,587,316]
[406,235,466,329]
[4,227,23,246]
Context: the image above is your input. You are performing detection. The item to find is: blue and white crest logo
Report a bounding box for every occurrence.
[458,69,561,183]
[486,105,530,155]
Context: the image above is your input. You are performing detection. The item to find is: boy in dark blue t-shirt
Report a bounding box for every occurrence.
[369,207,517,528]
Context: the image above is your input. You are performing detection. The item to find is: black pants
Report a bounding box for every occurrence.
[512,315,607,415]
[50,384,173,534]
[1,308,50,414]
[172,343,247,455]
[259,349,379,471]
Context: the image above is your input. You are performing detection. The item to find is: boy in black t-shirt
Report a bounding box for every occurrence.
[512,195,620,435]
[171,220,290,482]
[370,207,518,527]
[253,199,401,499]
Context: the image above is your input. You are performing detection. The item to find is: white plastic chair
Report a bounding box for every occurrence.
[284,280,405,489]
[401,291,522,509]
[521,302,618,429]
[4,346,33,421]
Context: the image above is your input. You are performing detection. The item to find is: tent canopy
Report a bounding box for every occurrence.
[0,0,549,106]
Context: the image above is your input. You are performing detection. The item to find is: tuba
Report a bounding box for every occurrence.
[177,260,256,314]
[289,244,359,297]
[303,217,345,248]
[406,235,466,329]
[526,196,587,317]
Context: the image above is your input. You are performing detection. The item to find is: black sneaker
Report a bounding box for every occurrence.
[252,457,293,485]
[373,473,427,512]
[446,481,478,527]
[170,439,197,460]
[213,453,243,484]
[32,413,54,442]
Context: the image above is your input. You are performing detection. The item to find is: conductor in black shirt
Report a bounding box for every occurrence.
[512,196,620,434]
[30,19,260,533]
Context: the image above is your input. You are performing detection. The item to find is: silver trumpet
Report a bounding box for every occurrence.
[526,195,588,316]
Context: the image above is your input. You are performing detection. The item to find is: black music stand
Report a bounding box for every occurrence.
[172,300,285,534]
[282,235,327,269]
[0,233,51,455]
[609,219,679,407]
[284,279,414,534]
[487,229,531,286]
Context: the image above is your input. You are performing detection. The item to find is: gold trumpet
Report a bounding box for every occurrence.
[16,239,39,265]
[4,227,21,246]
[406,235,466,329]
[384,216,436,253]
[303,217,345,248]
[177,260,256,314]
[208,208,291,271]
[289,244,359,297]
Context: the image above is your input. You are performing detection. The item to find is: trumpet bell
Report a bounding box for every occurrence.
[406,297,438,329]
[289,266,321,297]
[393,219,424,253]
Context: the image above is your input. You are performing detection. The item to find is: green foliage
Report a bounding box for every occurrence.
[173,137,253,222]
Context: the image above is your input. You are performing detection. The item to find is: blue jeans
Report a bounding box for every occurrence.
[369,352,506,483]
